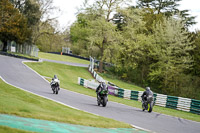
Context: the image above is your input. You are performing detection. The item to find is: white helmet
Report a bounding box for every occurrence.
[146,87,150,91]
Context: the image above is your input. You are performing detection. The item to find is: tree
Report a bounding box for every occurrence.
[149,16,194,94]
[0,0,29,51]
[70,13,94,57]
[10,0,41,27]
[72,0,129,72]
[34,20,67,52]
[192,30,200,76]
[137,0,181,15]
[88,17,121,72]
[114,8,153,84]
[137,0,196,28]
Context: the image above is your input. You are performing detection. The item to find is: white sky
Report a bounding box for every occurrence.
[52,0,200,32]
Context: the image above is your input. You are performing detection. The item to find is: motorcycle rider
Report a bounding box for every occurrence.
[96,81,108,98]
[50,75,60,91]
[141,87,153,103]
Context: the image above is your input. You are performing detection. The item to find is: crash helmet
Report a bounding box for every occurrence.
[54,75,58,79]
[101,81,107,89]
[145,87,150,91]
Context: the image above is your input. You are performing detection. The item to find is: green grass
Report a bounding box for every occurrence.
[38,52,90,65]
[0,78,131,128]
[0,126,34,133]
[25,61,200,122]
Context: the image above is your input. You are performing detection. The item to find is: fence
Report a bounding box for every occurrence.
[1,40,39,57]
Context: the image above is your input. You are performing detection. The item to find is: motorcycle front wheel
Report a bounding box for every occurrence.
[102,96,107,107]
[52,87,55,94]
[97,98,100,106]
[55,87,59,94]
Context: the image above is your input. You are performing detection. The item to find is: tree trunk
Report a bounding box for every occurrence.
[98,37,106,73]
[2,40,7,52]
[99,61,103,73]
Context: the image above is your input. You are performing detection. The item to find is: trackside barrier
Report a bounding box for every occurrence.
[78,77,200,115]
[155,94,167,107]
[166,96,178,109]
[108,86,118,96]
[78,77,116,96]
[86,57,200,115]
[177,97,191,112]
[190,99,200,114]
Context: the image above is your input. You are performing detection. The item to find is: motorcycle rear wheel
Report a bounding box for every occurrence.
[52,88,55,94]
[148,102,153,113]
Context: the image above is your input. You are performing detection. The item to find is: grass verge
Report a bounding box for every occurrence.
[0,126,33,133]
[0,78,131,128]
[38,52,90,65]
[25,61,200,122]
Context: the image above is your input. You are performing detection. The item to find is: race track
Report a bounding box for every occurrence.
[0,55,200,133]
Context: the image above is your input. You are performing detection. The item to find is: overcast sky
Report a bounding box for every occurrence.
[52,0,200,32]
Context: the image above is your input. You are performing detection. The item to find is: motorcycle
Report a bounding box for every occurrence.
[142,95,154,113]
[50,78,60,94]
[97,89,108,107]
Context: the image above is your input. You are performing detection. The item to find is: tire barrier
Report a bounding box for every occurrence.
[78,77,116,96]
[190,99,200,114]
[78,77,200,115]
[166,96,178,109]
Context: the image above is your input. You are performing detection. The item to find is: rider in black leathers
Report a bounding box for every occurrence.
[141,87,153,102]
[96,81,108,98]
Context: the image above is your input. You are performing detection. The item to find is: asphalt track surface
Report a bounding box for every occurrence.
[0,55,200,133]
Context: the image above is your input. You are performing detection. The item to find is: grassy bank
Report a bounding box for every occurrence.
[38,52,144,91]
[0,126,33,133]
[38,52,90,65]
[25,61,200,122]
[0,78,131,128]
